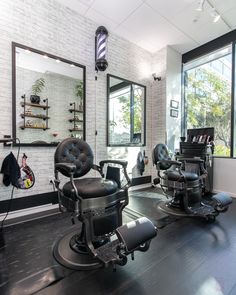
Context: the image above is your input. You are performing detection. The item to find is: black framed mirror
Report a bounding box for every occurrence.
[107,74,146,146]
[12,42,86,146]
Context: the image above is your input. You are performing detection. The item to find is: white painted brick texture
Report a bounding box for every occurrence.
[0,0,167,200]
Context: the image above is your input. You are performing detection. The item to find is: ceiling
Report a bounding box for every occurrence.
[55,0,236,54]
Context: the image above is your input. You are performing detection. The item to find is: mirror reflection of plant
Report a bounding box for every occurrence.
[75,81,83,99]
[32,77,45,96]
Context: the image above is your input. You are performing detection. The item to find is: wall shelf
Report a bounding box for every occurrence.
[69,128,83,132]
[21,114,50,120]
[68,118,83,123]
[21,102,50,109]
[20,97,50,131]
[20,126,50,130]
[68,108,83,113]
[68,102,83,137]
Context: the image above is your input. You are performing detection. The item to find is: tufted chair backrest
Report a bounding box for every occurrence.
[152,143,171,170]
[54,138,94,178]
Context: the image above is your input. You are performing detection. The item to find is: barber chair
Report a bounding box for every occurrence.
[152,143,232,222]
[53,138,157,270]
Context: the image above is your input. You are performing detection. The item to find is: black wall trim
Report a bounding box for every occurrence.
[0,192,58,214]
[0,176,151,214]
[182,29,236,64]
[131,176,151,186]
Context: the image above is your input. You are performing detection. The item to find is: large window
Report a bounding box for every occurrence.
[183,45,232,157]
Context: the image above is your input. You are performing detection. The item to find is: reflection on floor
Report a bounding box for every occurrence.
[1,187,236,295]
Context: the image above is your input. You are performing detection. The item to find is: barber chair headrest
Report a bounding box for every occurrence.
[152,143,172,170]
[54,138,94,178]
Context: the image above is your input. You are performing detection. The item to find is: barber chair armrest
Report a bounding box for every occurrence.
[99,160,131,188]
[178,157,204,163]
[99,160,128,168]
[92,164,103,177]
[157,160,182,170]
[55,163,77,175]
[164,160,182,166]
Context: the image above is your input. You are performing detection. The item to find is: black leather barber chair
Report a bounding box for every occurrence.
[53,138,157,270]
[152,143,232,222]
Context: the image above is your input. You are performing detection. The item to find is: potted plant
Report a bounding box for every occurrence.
[30,77,45,104]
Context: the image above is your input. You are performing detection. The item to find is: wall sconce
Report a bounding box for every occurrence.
[152,73,161,81]
[95,26,108,72]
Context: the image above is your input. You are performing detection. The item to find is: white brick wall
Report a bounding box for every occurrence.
[0,0,168,201]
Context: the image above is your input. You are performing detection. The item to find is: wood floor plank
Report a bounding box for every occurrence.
[1,188,236,295]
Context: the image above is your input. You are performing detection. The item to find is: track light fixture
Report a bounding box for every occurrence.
[211,8,221,23]
[196,0,205,12]
[195,0,221,23]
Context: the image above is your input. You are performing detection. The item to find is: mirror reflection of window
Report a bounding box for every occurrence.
[107,75,146,146]
[13,43,85,146]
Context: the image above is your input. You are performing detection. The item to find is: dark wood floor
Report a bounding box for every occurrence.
[1,187,236,295]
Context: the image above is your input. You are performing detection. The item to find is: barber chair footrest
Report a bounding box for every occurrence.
[115,217,157,253]
[212,192,232,212]
[94,217,157,267]
[95,239,120,265]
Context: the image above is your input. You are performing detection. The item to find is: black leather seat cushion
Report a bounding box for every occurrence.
[166,170,199,182]
[63,178,118,199]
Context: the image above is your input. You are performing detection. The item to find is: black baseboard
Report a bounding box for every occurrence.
[0,191,58,214]
[0,228,5,248]
[0,176,151,215]
[131,176,151,186]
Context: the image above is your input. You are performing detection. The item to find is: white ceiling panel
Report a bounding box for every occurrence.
[120,3,195,52]
[55,0,236,54]
[85,8,119,31]
[115,25,157,52]
[56,0,89,15]
[169,35,199,54]
[190,20,231,44]
[211,0,236,13]
[145,0,196,18]
[77,0,95,7]
[90,0,143,24]
[223,8,236,30]
[114,25,144,46]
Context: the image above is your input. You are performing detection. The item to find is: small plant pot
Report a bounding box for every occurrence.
[30,95,40,104]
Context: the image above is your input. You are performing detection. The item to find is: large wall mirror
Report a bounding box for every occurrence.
[107,74,146,146]
[12,42,86,146]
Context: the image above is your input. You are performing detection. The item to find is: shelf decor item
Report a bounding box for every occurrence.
[30,77,45,104]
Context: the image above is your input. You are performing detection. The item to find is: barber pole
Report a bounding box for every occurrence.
[95,26,108,71]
